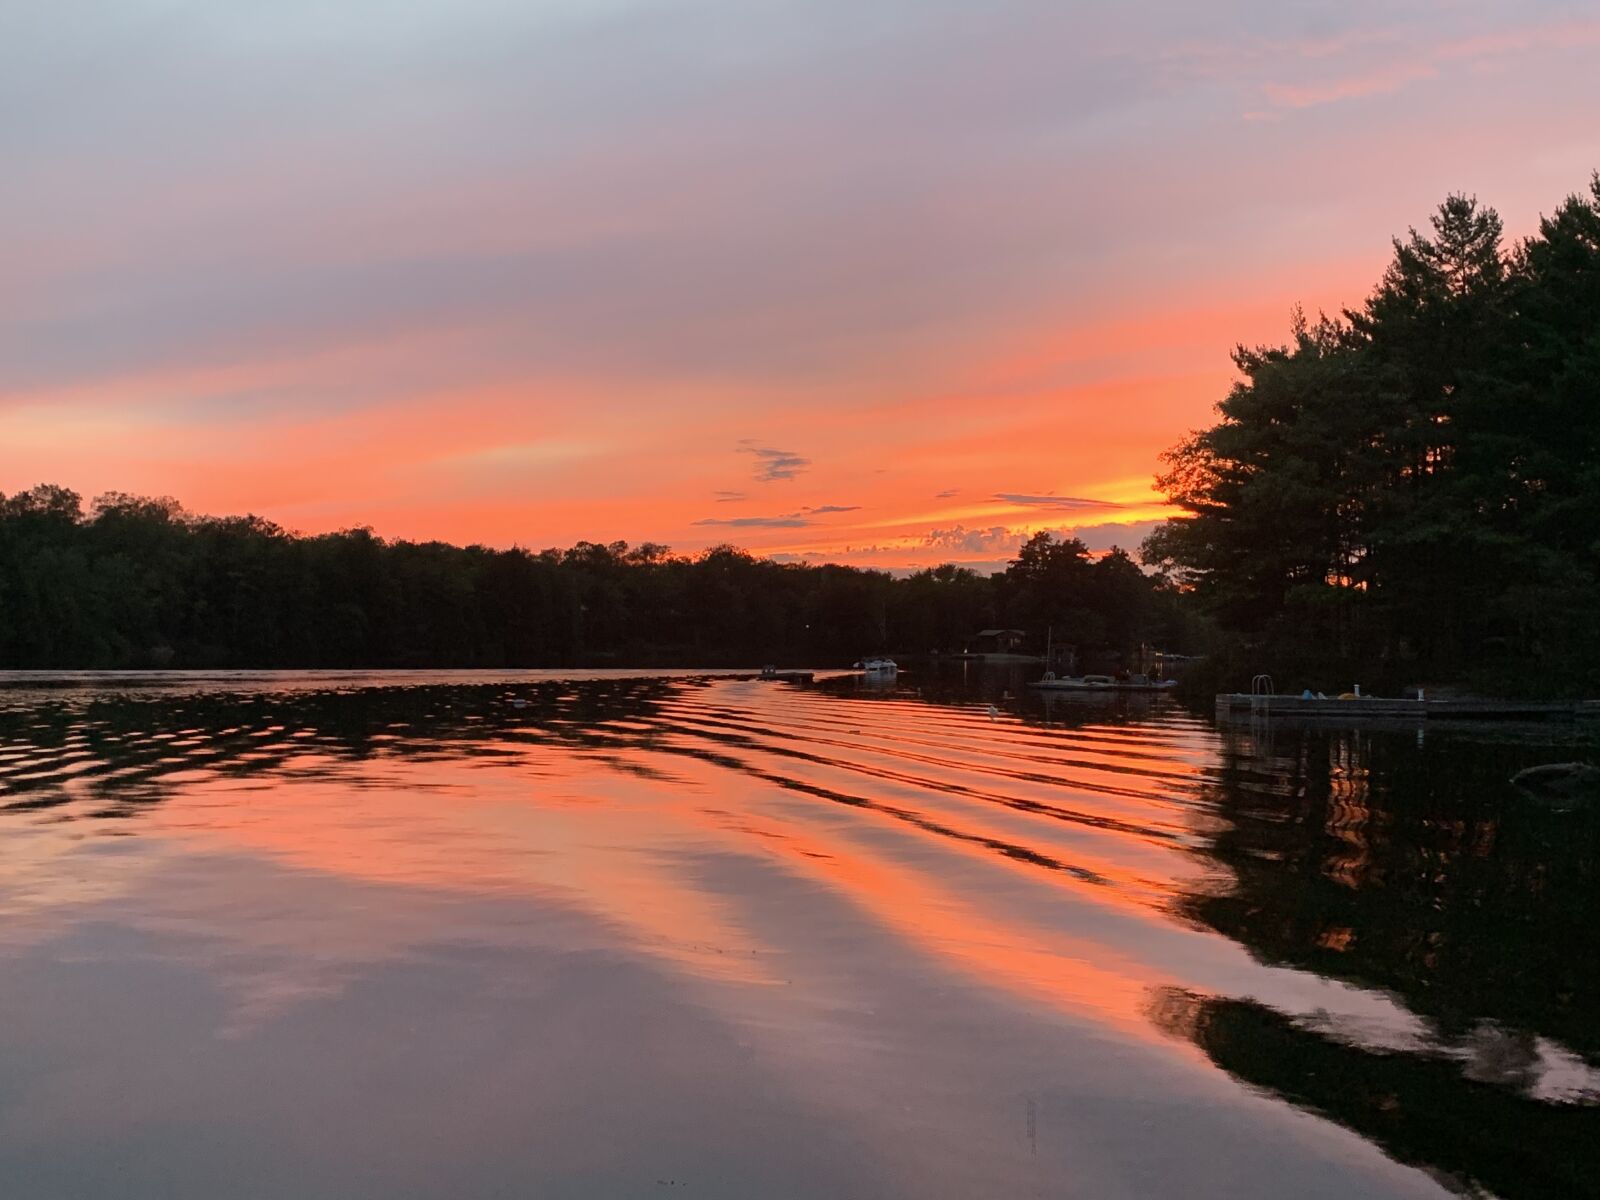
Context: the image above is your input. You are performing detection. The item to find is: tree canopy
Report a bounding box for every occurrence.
[0,490,1184,669]
[1143,175,1600,695]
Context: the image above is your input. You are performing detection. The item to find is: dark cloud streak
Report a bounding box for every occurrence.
[693,515,811,529]
[993,492,1128,510]
[739,441,810,482]
[694,502,858,528]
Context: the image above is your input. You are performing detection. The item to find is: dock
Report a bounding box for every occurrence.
[1216,694,1600,722]
[757,669,814,684]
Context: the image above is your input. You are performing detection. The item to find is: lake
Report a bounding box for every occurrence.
[1,668,1595,1198]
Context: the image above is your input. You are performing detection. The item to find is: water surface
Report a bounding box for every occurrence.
[1,669,1595,1198]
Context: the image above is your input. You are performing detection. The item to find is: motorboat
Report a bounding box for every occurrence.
[854,657,898,675]
[1028,672,1176,692]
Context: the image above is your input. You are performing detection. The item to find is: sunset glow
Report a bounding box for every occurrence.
[5,1,1598,569]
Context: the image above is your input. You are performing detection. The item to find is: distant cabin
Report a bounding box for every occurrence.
[973,629,1027,653]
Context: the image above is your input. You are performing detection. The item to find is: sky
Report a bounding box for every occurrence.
[4,1,1599,573]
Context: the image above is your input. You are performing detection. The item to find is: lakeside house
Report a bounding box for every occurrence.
[972,629,1028,654]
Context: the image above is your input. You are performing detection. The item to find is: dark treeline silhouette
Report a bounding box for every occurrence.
[1143,174,1600,696]
[0,486,1190,668]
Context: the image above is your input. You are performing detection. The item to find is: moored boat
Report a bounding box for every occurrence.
[854,656,898,675]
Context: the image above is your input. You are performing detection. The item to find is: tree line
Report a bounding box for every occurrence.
[1143,174,1600,696]
[0,486,1188,669]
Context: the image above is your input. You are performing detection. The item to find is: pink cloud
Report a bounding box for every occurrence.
[1435,18,1600,62]
[1263,60,1440,109]
[1255,15,1600,111]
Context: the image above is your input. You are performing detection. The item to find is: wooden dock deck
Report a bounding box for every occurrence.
[1216,694,1599,722]
[757,669,815,684]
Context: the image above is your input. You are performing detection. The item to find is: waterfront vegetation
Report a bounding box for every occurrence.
[0,490,1188,670]
[1143,175,1600,697]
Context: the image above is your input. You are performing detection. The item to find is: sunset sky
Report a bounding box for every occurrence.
[5,1,1598,572]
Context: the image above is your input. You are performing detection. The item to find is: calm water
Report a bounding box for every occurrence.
[1,669,1596,1199]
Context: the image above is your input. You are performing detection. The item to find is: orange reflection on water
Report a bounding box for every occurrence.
[109,716,1219,1052]
[700,808,1197,1049]
[1,680,1234,1060]
[150,756,784,990]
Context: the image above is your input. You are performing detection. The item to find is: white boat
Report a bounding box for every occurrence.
[854,657,898,675]
[1028,672,1176,692]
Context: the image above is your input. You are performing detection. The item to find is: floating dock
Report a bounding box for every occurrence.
[1216,694,1600,722]
[757,669,814,684]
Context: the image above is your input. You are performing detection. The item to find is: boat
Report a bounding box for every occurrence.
[853,657,898,675]
[1028,672,1176,692]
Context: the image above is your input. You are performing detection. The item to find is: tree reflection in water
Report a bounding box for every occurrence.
[1167,720,1600,1197]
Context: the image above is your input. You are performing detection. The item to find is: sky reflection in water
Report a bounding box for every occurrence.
[0,670,1595,1198]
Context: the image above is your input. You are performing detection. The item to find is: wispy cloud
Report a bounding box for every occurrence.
[1249,16,1600,111]
[693,515,811,529]
[923,525,1020,555]
[1069,519,1163,553]
[934,488,959,499]
[694,502,857,528]
[739,441,810,482]
[921,517,1162,559]
[1263,60,1438,109]
[993,493,1128,511]
[713,490,746,502]
[1436,18,1600,63]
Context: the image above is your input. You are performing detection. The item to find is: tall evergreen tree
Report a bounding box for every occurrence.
[1145,177,1600,694]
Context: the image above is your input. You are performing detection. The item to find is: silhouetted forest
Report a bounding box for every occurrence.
[1144,174,1600,696]
[0,488,1188,668]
